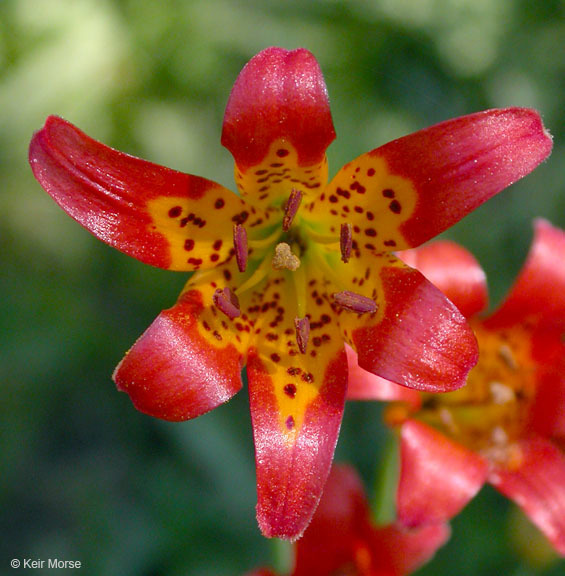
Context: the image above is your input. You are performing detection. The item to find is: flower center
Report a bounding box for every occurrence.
[386,322,537,466]
[214,187,379,353]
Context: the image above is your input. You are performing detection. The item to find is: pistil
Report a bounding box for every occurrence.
[272,242,301,271]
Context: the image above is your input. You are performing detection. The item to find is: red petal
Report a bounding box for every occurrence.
[293,464,450,576]
[368,522,451,576]
[221,47,335,171]
[352,263,478,393]
[487,219,565,329]
[399,241,488,318]
[489,436,565,555]
[293,464,371,576]
[29,116,250,270]
[248,346,347,540]
[113,289,244,421]
[529,362,565,440]
[397,420,489,526]
[345,345,421,406]
[376,108,552,247]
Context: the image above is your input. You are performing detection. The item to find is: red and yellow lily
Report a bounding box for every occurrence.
[348,220,565,554]
[247,464,450,576]
[29,47,552,539]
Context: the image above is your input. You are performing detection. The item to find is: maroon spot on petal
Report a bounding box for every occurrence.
[284,383,297,398]
[354,206,364,214]
[365,228,377,237]
[271,353,281,363]
[233,211,249,225]
[329,195,338,203]
[266,333,279,342]
[350,181,366,194]
[384,239,397,247]
[367,168,376,177]
[276,148,290,157]
[366,211,374,221]
[389,200,402,214]
[210,253,220,262]
[184,239,195,251]
[336,188,351,199]
[285,416,295,430]
[213,239,223,251]
[223,269,232,281]
[168,205,182,218]
[214,198,225,209]
[187,257,203,266]
[382,188,395,198]
[255,169,268,175]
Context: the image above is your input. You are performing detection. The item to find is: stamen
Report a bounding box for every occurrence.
[294,316,310,354]
[233,224,248,272]
[272,242,301,271]
[489,381,516,404]
[282,189,303,231]
[333,291,378,314]
[340,223,353,263]
[213,287,241,319]
[498,344,518,370]
[235,256,272,296]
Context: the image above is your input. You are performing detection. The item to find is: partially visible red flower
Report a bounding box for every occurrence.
[29,46,552,539]
[348,219,565,554]
[247,464,450,576]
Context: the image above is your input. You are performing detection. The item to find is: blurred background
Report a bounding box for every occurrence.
[1,0,564,574]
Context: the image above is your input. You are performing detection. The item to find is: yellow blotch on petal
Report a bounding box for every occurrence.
[146,190,248,271]
[310,154,417,252]
[234,140,329,208]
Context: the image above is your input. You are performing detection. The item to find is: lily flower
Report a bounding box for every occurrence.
[347,219,565,554]
[247,464,450,576]
[29,47,552,539]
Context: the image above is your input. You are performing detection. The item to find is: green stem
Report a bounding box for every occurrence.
[371,429,400,525]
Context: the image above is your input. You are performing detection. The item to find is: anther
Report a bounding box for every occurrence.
[333,291,377,314]
[498,344,518,370]
[294,316,310,354]
[272,242,301,271]
[340,223,353,263]
[213,287,241,319]
[282,189,303,231]
[233,224,248,272]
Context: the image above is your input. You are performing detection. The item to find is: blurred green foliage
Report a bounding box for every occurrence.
[1,0,564,574]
